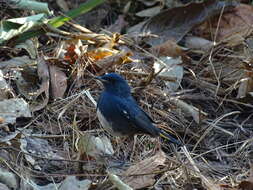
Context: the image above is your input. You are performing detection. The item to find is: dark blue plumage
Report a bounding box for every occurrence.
[96,73,181,145]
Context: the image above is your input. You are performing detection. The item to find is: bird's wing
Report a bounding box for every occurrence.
[140,109,155,123]
[116,97,160,136]
[113,96,182,145]
[129,96,155,123]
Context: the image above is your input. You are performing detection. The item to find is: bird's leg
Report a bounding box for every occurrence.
[114,136,132,161]
[116,135,135,162]
[157,137,162,151]
[114,136,126,158]
[152,137,162,154]
[130,135,137,161]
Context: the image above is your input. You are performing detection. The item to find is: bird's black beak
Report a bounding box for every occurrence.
[95,76,107,83]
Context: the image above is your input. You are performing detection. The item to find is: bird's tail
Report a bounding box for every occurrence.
[159,130,182,146]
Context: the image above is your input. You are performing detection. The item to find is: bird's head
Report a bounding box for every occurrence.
[95,73,131,97]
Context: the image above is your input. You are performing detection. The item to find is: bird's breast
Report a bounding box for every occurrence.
[97,108,123,136]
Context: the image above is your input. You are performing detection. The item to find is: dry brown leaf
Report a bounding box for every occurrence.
[184,36,213,51]
[107,15,128,33]
[150,40,185,57]
[170,98,207,124]
[49,65,67,99]
[96,50,133,75]
[239,181,253,190]
[31,57,49,112]
[122,151,166,189]
[13,70,38,100]
[87,48,116,61]
[64,42,83,64]
[196,4,253,44]
[237,164,253,190]
[218,4,253,42]
[141,0,237,45]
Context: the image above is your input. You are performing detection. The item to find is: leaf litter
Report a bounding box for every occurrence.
[1,0,253,189]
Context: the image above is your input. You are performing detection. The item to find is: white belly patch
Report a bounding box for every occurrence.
[97,109,122,136]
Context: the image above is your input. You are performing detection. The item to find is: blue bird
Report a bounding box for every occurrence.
[96,73,181,145]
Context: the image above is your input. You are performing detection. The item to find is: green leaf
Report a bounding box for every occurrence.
[9,0,51,15]
[5,0,105,44]
[0,14,46,44]
[49,0,105,28]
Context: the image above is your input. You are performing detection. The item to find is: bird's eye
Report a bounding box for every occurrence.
[107,78,114,82]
